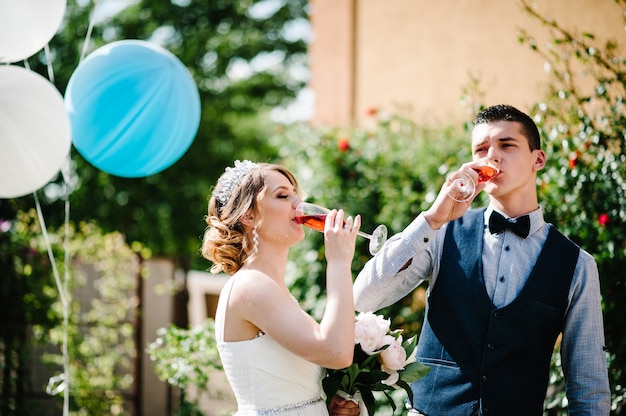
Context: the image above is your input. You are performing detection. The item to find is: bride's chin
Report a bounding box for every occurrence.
[282,229,305,246]
[294,230,306,243]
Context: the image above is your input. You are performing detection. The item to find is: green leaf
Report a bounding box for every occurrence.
[361,352,382,368]
[383,390,397,412]
[360,388,377,416]
[402,335,418,359]
[396,379,415,407]
[401,362,431,384]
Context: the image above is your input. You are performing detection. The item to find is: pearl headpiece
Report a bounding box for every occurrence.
[213,160,259,206]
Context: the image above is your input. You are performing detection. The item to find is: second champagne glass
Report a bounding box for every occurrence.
[447,164,500,202]
[294,202,388,255]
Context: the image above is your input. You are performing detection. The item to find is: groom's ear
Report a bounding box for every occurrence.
[533,149,546,171]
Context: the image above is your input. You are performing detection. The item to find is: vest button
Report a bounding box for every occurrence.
[487,343,495,349]
[481,375,488,382]
[493,311,502,318]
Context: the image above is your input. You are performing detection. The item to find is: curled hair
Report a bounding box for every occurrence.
[201,163,301,274]
[474,104,541,151]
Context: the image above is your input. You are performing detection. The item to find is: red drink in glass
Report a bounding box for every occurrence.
[472,165,500,183]
[294,201,388,255]
[294,214,327,232]
[473,165,499,183]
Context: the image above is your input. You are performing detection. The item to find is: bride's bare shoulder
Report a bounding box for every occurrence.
[228,269,283,303]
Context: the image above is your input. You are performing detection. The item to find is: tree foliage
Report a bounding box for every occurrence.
[5,0,308,271]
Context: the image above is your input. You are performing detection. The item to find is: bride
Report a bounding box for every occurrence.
[202,160,361,416]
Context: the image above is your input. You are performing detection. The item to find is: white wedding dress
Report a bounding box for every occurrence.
[215,279,329,416]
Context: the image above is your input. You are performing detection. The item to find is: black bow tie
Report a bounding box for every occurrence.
[488,211,530,238]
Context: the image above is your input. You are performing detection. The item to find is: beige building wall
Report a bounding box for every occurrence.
[309,0,624,126]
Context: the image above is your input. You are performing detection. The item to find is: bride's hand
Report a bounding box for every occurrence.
[328,395,360,416]
[323,209,360,264]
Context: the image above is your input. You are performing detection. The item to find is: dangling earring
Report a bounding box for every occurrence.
[252,224,259,257]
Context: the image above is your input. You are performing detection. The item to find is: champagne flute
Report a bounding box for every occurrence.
[447,164,500,202]
[294,202,388,255]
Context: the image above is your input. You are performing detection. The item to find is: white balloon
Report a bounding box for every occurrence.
[0,0,67,63]
[0,65,71,198]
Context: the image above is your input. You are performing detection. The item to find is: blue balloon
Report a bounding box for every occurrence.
[65,40,201,177]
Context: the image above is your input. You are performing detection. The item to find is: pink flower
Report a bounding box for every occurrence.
[380,335,406,372]
[380,335,418,385]
[354,312,390,354]
[382,370,400,386]
[598,213,609,226]
[0,219,11,233]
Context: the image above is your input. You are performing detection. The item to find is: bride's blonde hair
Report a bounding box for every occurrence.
[201,162,301,275]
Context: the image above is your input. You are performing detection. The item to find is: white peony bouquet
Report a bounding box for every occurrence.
[322,312,431,415]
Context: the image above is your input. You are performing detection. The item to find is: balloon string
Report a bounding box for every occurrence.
[40,0,91,409]
[34,191,70,416]
[35,5,77,415]
[61,157,71,415]
[34,193,67,308]
[44,45,55,84]
[80,0,100,62]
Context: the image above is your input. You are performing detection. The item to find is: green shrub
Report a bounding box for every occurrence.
[146,320,222,415]
[43,221,149,415]
[0,210,148,415]
[0,209,61,415]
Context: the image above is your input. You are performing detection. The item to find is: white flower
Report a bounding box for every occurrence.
[354,311,390,354]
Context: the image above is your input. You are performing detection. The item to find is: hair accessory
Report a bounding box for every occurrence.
[213,160,258,206]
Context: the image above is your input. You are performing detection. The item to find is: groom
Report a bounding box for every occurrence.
[353,104,610,415]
